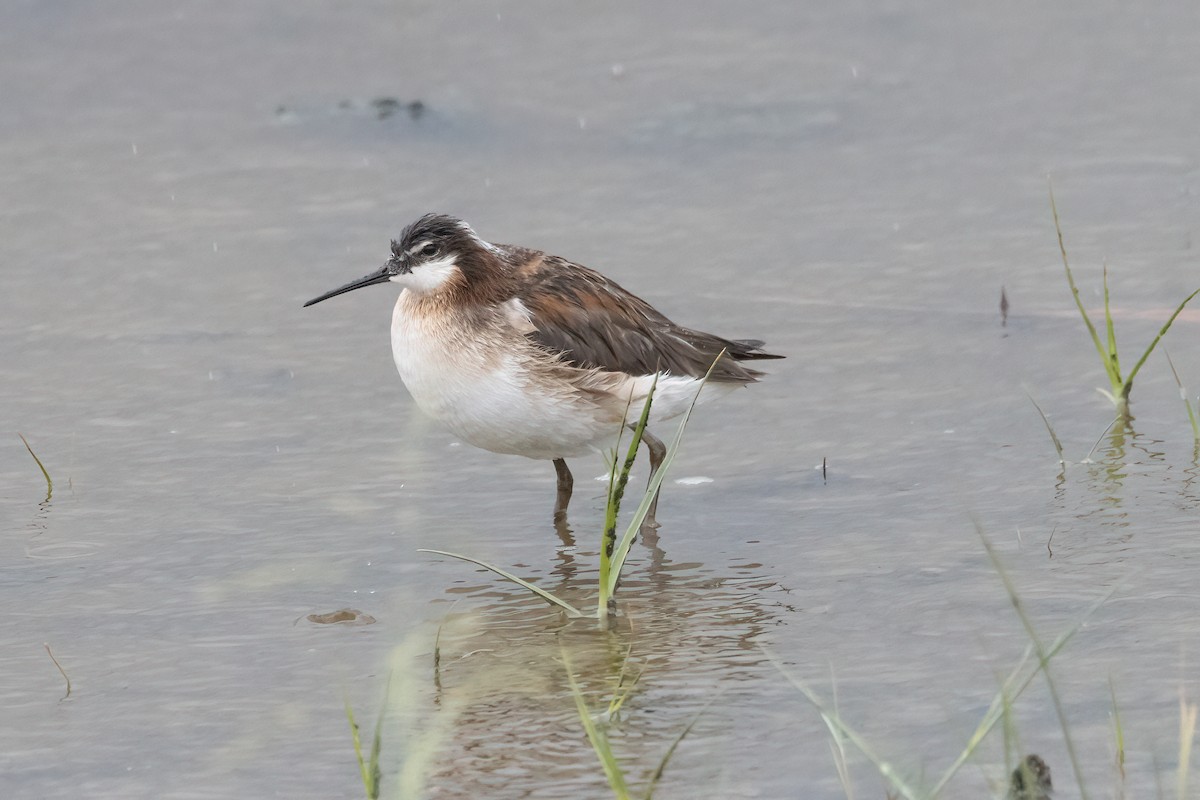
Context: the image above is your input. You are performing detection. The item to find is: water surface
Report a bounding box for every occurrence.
[3,1,1200,797]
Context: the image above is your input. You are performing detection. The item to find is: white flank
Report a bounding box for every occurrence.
[615,373,737,426]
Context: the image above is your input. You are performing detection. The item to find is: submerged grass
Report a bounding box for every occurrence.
[344,633,463,800]
[561,643,706,800]
[1109,679,1126,792]
[563,645,632,799]
[1050,186,1200,417]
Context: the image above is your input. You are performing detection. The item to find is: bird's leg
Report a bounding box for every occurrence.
[552,458,573,524]
[640,429,667,529]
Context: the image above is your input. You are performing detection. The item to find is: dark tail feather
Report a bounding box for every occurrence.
[729,338,784,361]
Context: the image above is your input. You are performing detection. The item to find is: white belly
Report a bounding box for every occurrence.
[389,293,730,460]
[390,296,603,458]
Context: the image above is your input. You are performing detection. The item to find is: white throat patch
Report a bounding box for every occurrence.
[391,254,461,295]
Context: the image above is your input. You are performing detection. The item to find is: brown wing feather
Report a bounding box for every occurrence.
[511,254,782,383]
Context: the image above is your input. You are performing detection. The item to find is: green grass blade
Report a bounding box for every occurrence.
[976,521,1089,800]
[1050,185,1116,388]
[929,578,1117,797]
[1102,264,1122,392]
[606,644,644,719]
[562,646,631,799]
[18,433,53,501]
[1164,350,1200,442]
[762,648,924,800]
[600,379,656,619]
[368,681,388,800]
[768,571,1114,800]
[1120,285,1200,402]
[345,699,378,799]
[1110,678,1126,785]
[345,670,395,800]
[605,354,723,597]
[602,390,639,522]
[418,549,589,618]
[826,669,856,800]
[642,699,714,800]
[1024,389,1065,466]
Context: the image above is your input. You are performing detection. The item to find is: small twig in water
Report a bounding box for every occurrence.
[1046,527,1056,559]
[1083,416,1122,463]
[1164,349,1200,443]
[1025,390,1065,467]
[1000,286,1009,327]
[19,434,53,501]
[44,643,71,700]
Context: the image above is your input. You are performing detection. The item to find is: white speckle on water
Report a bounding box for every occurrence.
[944,429,955,434]
[611,63,625,78]
[578,116,587,129]
[212,242,219,253]
[675,476,713,486]
[131,142,138,155]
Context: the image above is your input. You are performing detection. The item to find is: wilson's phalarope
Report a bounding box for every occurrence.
[305,214,782,524]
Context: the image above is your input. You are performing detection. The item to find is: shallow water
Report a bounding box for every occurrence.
[3,2,1200,798]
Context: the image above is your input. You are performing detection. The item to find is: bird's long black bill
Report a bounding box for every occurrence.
[303,265,392,307]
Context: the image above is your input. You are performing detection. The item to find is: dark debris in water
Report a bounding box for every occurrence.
[275,97,427,123]
[306,608,376,626]
[370,97,426,121]
[1007,754,1052,800]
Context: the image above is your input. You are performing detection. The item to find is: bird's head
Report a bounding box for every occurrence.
[304,214,500,307]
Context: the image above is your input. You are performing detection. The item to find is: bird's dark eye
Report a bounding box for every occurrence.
[421,243,439,257]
